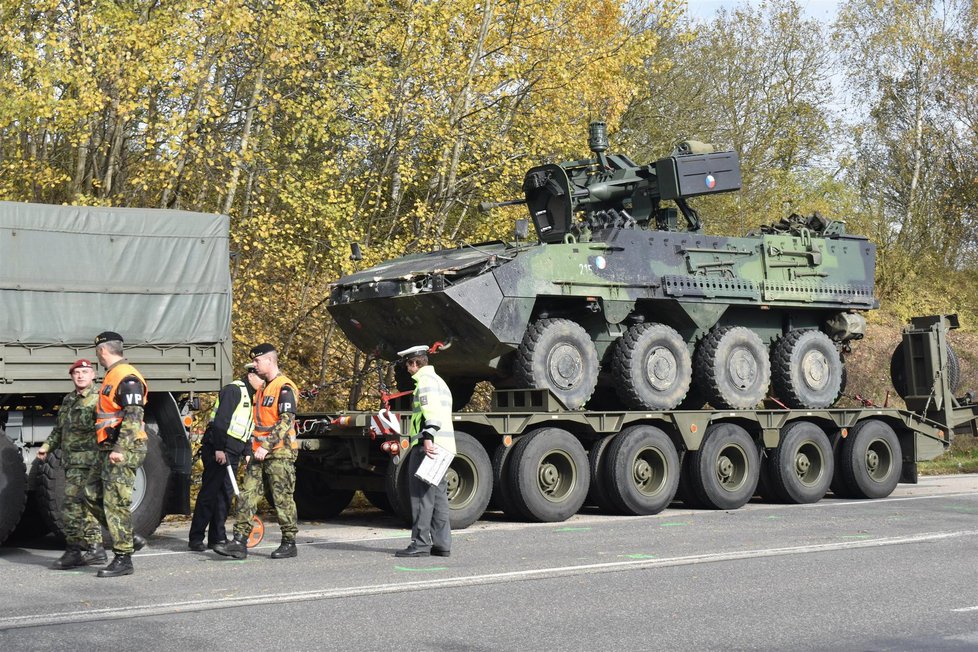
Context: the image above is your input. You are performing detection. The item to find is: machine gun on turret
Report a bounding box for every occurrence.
[482,122,742,242]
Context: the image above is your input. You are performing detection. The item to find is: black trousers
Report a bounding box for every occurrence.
[189,441,240,545]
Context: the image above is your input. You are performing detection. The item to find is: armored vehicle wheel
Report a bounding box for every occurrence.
[586,434,620,513]
[839,419,901,499]
[384,455,413,525]
[612,323,692,410]
[685,422,760,510]
[508,427,590,522]
[294,463,354,519]
[771,330,844,409]
[0,434,28,545]
[446,432,492,529]
[515,318,599,410]
[765,421,833,504]
[890,341,961,400]
[605,425,680,515]
[490,443,526,518]
[694,326,771,410]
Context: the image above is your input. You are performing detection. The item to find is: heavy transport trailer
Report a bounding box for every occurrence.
[291,315,977,529]
[0,201,233,545]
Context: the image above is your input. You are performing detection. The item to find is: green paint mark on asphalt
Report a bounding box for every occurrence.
[766,515,783,520]
[841,534,871,539]
[659,522,689,527]
[621,553,657,559]
[395,565,448,572]
[554,527,591,532]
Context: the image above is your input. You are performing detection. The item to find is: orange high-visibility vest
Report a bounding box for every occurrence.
[252,374,298,452]
[96,363,148,444]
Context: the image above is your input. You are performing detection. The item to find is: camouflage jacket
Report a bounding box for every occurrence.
[41,386,99,467]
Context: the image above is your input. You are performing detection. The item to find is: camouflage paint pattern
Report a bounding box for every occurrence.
[87,446,147,554]
[64,465,102,546]
[233,454,298,542]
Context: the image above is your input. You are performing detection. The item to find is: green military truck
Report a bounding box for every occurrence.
[292,314,977,528]
[0,201,232,545]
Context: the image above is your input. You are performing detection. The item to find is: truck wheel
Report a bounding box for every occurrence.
[447,431,492,530]
[771,330,844,409]
[765,421,833,504]
[840,419,901,499]
[686,422,760,510]
[515,318,599,410]
[130,429,169,537]
[605,425,680,515]
[35,451,67,538]
[0,435,28,545]
[890,341,961,400]
[586,434,620,513]
[508,427,590,522]
[384,455,413,525]
[613,323,692,410]
[11,457,51,540]
[294,463,354,519]
[694,326,770,410]
[490,443,526,519]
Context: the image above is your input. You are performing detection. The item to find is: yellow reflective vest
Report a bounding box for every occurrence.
[409,365,455,455]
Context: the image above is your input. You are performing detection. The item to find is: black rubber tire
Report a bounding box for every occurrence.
[605,425,680,515]
[294,462,354,519]
[11,457,52,541]
[129,428,169,537]
[363,491,393,513]
[35,450,68,538]
[676,452,704,508]
[829,430,855,498]
[446,431,492,530]
[0,435,28,545]
[840,419,902,499]
[613,323,692,410]
[694,326,771,409]
[685,422,760,510]
[490,443,526,519]
[771,330,844,409]
[507,428,590,522]
[766,420,834,504]
[384,454,413,525]
[586,434,620,513]
[890,340,961,400]
[515,318,599,410]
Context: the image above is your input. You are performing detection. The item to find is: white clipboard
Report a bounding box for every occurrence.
[414,444,455,486]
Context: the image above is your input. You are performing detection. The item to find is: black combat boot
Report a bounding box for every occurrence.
[80,543,108,565]
[270,540,297,559]
[213,533,248,560]
[50,544,84,570]
[97,553,134,578]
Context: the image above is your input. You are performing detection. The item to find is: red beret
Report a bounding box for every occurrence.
[68,359,94,374]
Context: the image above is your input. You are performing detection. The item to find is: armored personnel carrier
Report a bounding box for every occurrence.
[327,123,876,411]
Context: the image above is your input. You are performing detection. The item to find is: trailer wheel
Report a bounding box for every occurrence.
[686,422,760,510]
[294,463,354,519]
[586,434,620,513]
[771,330,844,409]
[676,453,704,508]
[0,435,28,545]
[446,431,492,530]
[694,326,770,410]
[490,443,526,519]
[612,323,692,410]
[840,419,901,499]
[605,425,680,515]
[765,421,833,504]
[515,318,599,410]
[384,455,413,525]
[508,427,590,522]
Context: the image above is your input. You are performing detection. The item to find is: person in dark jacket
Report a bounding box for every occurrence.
[188,365,264,551]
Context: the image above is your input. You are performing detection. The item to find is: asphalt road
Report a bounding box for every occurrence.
[1,475,977,651]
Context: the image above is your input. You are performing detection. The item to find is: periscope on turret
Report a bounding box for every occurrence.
[327,122,876,412]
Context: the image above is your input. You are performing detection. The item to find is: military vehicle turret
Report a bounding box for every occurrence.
[327,123,876,411]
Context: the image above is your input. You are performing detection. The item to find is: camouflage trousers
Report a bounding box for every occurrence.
[86,448,147,554]
[233,454,298,542]
[63,464,102,547]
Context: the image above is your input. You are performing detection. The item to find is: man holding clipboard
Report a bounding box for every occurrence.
[394,345,455,559]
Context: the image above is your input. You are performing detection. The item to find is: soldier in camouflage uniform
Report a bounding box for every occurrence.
[215,343,299,560]
[88,332,148,578]
[37,359,107,570]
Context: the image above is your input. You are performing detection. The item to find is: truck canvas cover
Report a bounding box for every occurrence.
[0,201,231,345]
